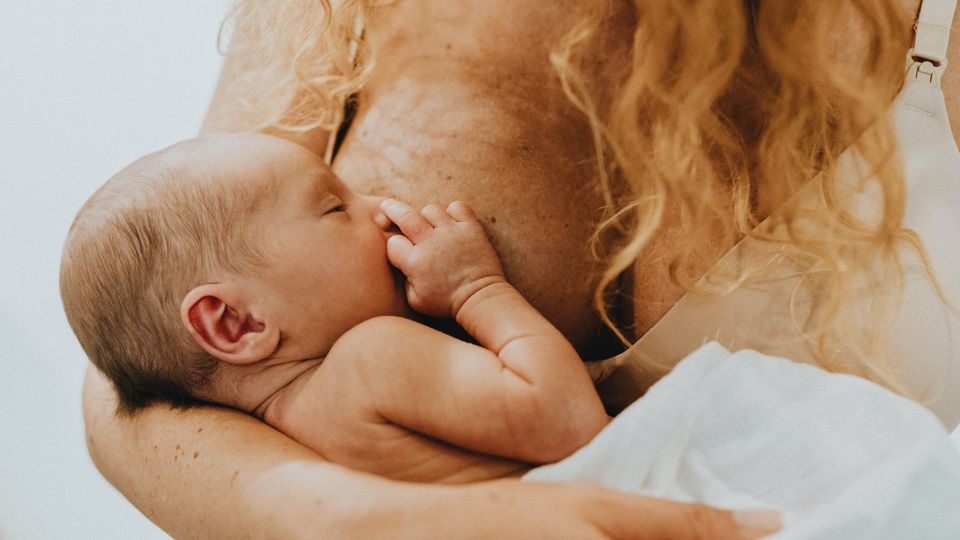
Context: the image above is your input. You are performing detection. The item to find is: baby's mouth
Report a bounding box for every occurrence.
[389,264,404,285]
[389,263,406,296]
[389,265,415,317]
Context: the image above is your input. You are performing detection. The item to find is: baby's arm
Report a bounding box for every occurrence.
[375,199,609,462]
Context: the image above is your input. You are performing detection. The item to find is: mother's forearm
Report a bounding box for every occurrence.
[82,366,385,538]
[82,366,775,539]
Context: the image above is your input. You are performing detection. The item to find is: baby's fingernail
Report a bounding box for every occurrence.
[733,510,781,537]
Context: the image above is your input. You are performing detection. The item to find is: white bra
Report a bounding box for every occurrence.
[593,0,960,430]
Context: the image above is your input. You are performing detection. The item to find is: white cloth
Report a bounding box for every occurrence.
[526,343,960,539]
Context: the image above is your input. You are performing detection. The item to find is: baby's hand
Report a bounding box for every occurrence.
[380,199,506,318]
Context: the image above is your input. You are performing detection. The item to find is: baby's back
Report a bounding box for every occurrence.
[261,319,532,483]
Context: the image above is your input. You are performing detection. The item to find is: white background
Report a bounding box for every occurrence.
[0,2,229,538]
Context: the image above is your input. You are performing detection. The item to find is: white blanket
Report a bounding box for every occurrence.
[526,343,960,539]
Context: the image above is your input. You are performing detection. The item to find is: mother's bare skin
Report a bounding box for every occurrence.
[333,0,635,355]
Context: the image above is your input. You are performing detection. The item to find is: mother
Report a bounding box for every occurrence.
[83,0,958,537]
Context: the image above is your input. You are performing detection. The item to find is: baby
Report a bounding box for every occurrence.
[61,133,609,483]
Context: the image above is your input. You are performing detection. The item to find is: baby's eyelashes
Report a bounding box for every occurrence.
[318,194,346,215]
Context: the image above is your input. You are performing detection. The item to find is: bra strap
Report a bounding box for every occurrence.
[913,0,958,66]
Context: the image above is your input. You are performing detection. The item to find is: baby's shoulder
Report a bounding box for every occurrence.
[327,316,432,360]
[339,315,426,341]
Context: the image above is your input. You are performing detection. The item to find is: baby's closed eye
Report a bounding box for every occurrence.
[317,194,346,215]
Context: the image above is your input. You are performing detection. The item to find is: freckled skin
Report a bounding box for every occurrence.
[333,1,636,357]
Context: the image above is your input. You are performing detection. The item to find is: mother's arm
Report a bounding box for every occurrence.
[83,367,358,537]
[82,366,771,539]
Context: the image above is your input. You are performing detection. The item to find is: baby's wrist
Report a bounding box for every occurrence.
[452,276,511,322]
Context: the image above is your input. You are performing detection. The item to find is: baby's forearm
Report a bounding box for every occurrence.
[378,199,608,458]
[456,280,608,438]
[457,280,576,371]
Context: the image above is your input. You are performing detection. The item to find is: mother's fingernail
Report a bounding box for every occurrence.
[733,509,781,537]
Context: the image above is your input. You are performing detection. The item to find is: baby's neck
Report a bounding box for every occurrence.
[211,358,324,419]
[254,361,323,424]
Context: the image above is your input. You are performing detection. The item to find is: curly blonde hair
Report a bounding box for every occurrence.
[214,0,376,138]
[219,0,930,394]
[552,0,919,391]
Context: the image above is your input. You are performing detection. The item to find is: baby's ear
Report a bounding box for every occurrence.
[180,283,279,365]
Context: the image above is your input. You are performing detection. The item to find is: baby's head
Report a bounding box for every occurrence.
[61,133,405,414]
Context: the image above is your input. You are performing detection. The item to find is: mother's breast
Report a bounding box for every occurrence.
[331,66,612,354]
[331,0,638,354]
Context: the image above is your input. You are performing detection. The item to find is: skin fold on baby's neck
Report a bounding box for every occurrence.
[206,356,325,419]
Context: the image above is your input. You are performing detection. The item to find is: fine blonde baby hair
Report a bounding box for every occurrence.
[60,137,273,414]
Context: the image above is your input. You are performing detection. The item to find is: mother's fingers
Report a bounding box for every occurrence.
[457,481,781,540]
[380,199,433,243]
[581,490,781,540]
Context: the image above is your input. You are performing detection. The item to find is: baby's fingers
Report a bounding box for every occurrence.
[421,204,454,227]
[446,200,478,222]
[381,199,432,243]
[386,234,416,274]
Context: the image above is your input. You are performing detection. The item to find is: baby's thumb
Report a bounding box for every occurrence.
[386,234,415,274]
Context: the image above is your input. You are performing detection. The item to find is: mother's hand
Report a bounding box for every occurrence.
[438,481,779,540]
[83,366,777,539]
